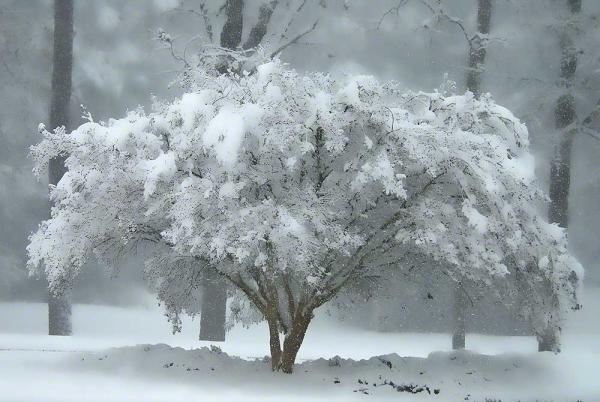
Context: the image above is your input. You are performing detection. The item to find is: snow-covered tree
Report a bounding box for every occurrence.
[157,0,332,342]
[28,60,582,372]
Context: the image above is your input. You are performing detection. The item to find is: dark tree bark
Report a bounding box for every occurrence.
[453,0,493,350]
[541,0,582,353]
[47,0,74,337]
[220,0,244,50]
[265,307,312,373]
[466,0,493,98]
[243,1,277,50]
[548,0,581,229]
[277,313,310,373]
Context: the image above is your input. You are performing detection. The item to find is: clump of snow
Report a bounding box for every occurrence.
[462,199,488,234]
[137,151,177,200]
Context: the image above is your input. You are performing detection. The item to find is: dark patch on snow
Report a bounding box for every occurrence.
[379,380,439,395]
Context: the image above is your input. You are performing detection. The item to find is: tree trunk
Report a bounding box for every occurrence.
[199,268,227,342]
[220,0,244,50]
[466,0,493,98]
[450,0,493,347]
[243,1,276,50]
[278,313,311,374]
[266,311,312,374]
[452,282,467,350]
[199,0,249,339]
[266,317,282,371]
[48,0,73,337]
[537,326,560,352]
[48,287,72,336]
[542,0,582,353]
[548,0,582,229]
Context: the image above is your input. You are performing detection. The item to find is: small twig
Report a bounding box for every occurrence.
[271,19,319,58]
[375,0,409,31]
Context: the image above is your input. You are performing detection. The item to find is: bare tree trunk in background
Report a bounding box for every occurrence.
[541,0,582,352]
[220,0,244,50]
[198,0,249,341]
[199,0,281,341]
[465,0,492,97]
[452,0,492,350]
[243,1,277,50]
[199,268,227,341]
[548,0,581,229]
[48,0,73,336]
[452,281,467,350]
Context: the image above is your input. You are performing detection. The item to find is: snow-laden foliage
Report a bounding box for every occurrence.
[28,60,581,368]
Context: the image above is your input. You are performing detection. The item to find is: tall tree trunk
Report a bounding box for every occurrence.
[47,0,73,337]
[198,0,283,341]
[452,0,492,349]
[452,281,467,350]
[243,1,277,50]
[199,268,227,342]
[548,0,581,229]
[198,0,246,341]
[542,0,582,353]
[466,0,492,97]
[220,0,244,50]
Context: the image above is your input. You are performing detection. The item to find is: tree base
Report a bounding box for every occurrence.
[48,290,72,336]
[537,329,560,352]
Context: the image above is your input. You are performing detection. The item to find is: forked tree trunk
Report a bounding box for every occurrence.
[199,268,227,342]
[266,311,312,374]
[48,0,74,337]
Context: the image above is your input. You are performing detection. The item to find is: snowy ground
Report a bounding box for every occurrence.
[1,288,599,402]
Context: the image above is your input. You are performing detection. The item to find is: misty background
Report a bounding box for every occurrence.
[1,0,598,330]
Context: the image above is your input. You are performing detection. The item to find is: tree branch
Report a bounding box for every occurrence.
[271,19,319,58]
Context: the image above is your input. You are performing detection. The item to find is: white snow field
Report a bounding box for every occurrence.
[1,287,599,402]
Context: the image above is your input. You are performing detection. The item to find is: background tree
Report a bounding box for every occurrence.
[47,0,74,336]
[540,0,581,352]
[453,0,493,351]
